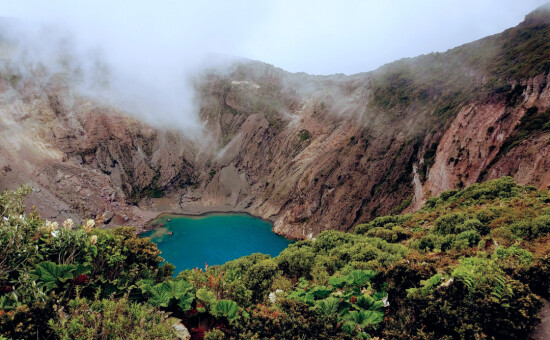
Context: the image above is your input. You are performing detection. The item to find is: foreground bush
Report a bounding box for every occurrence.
[49,295,178,339]
[0,177,548,339]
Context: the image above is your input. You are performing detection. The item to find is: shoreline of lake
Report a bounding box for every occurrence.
[141,210,277,234]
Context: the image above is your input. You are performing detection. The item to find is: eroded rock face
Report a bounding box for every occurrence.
[0,77,161,226]
[415,75,550,210]
[0,62,421,237]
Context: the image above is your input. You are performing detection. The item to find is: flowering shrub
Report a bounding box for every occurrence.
[0,177,548,339]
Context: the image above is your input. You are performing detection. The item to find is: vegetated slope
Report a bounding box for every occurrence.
[1,8,550,238]
[1,177,548,339]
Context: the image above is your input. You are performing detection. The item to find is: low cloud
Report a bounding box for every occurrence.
[0,1,270,137]
[0,0,547,137]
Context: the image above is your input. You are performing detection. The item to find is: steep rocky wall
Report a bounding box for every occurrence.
[161,66,423,238]
[0,62,423,237]
[415,73,550,209]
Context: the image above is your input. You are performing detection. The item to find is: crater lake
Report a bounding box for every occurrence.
[141,213,293,271]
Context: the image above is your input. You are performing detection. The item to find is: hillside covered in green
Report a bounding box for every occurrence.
[0,177,549,339]
[369,6,550,124]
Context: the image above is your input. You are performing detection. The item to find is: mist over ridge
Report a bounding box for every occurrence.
[0,1,548,139]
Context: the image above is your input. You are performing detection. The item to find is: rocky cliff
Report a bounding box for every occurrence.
[1,8,550,238]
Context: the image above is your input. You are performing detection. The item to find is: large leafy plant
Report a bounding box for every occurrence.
[287,270,387,337]
[31,262,77,291]
[138,279,195,312]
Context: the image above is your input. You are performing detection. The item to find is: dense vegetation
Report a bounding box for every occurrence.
[369,7,550,133]
[0,177,548,339]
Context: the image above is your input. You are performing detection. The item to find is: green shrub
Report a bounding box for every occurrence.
[400,255,543,339]
[313,230,357,252]
[232,299,349,339]
[521,254,550,298]
[223,278,253,306]
[532,214,550,236]
[204,328,225,340]
[299,130,311,141]
[433,212,471,235]
[49,296,177,339]
[411,234,437,251]
[424,177,521,209]
[493,245,533,266]
[455,230,481,249]
[243,259,279,303]
[405,274,542,339]
[0,185,31,217]
[221,253,271,278]
[412,234,455,252]
[276,245,316,279]
[365,226,410,242]
[355,215,412,234]
[329,237,408,266]
[509,220,543,239]
[458,218,490,235]
[311,255,339,285]
[0,301,57,339]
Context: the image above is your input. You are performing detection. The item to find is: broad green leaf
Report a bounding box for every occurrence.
[31,261,76,290]
[315,296,340,316]
[345,310,384,329]
[311,286,332,299]
[347,270,376,287]
[136,279,156,294]
[177,293,194,312]
[355,295,385,313]
[212,299,239,321]
[148,279,194,309]
[328,276,348,289]
[196,288,217,306]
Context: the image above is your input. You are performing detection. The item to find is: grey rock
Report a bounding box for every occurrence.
[102,211,115,224]
[173,322,191,340]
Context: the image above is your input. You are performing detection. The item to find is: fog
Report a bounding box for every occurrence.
[4,0,542,74]
[1,0,548,135]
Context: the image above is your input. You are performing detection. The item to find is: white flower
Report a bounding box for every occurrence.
[90,235,98,245]
[83,219,95,232]
[51,230,59,238]
[62,219,73,230]
[268,290,284,304]
[441,278,454,288]
[46,220,59,232]
[382,296,390,307]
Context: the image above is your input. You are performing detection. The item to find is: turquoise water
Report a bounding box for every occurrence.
[141,213,293,271]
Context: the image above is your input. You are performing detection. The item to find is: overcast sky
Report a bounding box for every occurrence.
[2,0,549,75]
